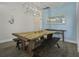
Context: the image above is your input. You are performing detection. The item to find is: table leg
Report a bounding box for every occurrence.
[62,31,65,49]
[21,40,25,50]
[27,40,35,57]
[62,31,64,42]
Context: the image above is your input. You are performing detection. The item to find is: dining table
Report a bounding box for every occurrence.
[12,29,65,56]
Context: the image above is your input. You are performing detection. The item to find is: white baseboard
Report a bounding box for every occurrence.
[0,39,12,44]
[60,39,77,44]
[0,38,77,44]
[65,39,77,44]
[77,46,79,52]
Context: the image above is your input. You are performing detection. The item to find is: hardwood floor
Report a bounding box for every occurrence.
[0,41,79,57]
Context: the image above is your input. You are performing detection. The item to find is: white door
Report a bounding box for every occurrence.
[76,3,79,52]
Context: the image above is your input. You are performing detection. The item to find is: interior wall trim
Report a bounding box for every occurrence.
[0,39,12,44]
[60,39,77,44]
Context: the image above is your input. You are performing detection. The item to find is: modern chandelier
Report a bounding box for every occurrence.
[22,3,41,16]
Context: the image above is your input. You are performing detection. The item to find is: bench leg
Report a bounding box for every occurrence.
[16,41,20,50]
[56,43,60,48]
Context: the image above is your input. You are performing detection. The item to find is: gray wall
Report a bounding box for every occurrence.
[0,3,34,43]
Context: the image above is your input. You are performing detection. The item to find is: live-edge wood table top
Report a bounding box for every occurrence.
[12,30,56,41]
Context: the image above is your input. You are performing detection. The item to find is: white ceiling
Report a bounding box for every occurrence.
[22,2,67,10]
[0,2,68,16]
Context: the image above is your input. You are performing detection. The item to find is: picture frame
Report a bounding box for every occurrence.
[47,16,65,24]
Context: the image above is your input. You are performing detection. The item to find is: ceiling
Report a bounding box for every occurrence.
[0,2,69,16]
[0,2,67,10]
[22,2,67,10]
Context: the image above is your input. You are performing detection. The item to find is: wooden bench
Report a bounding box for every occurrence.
[13,38,30,50]
[13,38,22,50]
[32,37,60,57]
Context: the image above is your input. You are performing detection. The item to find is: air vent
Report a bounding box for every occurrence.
[43,7,50,9]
